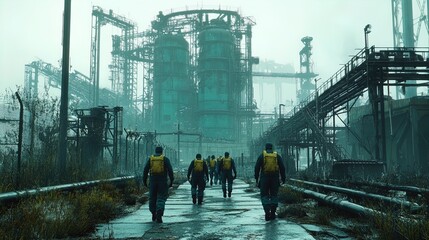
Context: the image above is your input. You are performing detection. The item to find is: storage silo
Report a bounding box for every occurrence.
[198,20,236,140]
[153,34,194,132]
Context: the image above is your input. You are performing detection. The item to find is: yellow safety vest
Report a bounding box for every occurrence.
[150,155,164,174]
[194,159,204,172]
[223,157,232,170]
[263,150,279,173]
[209,159,216,168]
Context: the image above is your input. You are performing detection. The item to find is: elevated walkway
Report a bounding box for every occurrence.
[256,47,429,162]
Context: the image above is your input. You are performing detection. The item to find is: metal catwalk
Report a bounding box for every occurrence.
[253,47,429,174]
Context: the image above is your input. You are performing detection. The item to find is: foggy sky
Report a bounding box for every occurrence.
[0,0,421,110]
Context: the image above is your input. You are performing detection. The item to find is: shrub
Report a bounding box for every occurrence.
[0,186,123,239]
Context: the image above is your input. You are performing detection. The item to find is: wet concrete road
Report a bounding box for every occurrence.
[95,179,315,239]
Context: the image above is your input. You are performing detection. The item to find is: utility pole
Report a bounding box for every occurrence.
[58,0,71,180]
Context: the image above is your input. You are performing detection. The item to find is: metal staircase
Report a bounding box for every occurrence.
[303,107,346,161]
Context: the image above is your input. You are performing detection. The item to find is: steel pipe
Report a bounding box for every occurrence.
[289,178,421,211]
[0,176,135,204]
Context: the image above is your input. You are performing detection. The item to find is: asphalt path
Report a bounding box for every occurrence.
[95,179,315,239]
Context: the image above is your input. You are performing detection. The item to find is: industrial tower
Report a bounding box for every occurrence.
[142,10,256,146]
[391,0,429,97]
[297,36,317,102]
[90,7,139,125]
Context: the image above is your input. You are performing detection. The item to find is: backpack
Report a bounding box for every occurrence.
[209,159,216,168]
[150,155,164,174]
[263,150,279,173]
[223,157,232,170]
[194,159,204,172]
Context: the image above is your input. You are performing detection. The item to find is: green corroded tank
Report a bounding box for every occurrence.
[153,34,194,132]
[198,20,236,140]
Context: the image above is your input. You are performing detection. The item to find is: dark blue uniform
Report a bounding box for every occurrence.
[254,144,286,221]
[218,152,237,198]
[208,156,218,185]
[187,155,209,204]
[143,149,174,223]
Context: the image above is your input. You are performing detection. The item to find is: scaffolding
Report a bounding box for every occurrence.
[90,6,138,111]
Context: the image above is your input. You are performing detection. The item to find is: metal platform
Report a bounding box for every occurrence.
[253,47,429,174]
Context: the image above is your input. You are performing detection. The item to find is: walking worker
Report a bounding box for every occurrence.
[254,143,286,221]
[218,152,237,198]
[208,155,218,185]
[187,153,209,204]
[217,155,223,184]
[143,146,174,223]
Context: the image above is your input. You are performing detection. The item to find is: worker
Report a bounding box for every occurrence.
[143,146,174,223]
[218,152,237,198]
[217,155,223,185]
[254,143,286,221]
[187,153,209,204]
[208,155,218,186]
[205,155,211,167]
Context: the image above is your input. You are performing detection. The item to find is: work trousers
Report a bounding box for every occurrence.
[209,168,218,184]
[149,178,168,214]
[191,177,206,197]
[221,171,234,193]
[259,175,280,208]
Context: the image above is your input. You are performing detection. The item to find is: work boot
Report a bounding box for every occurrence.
[265,211,271,221]
[192,195,196,204]
[198,196,203,205]
[151,212,157,222]
[156,210,163,223]
[223,191,227,198]
[228,191,231,198]
[264,208,271,221]
[270,206,277,220]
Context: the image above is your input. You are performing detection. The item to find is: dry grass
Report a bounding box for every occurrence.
[0,185,129,239]
[278,185,304,204]
[372,211,429,240]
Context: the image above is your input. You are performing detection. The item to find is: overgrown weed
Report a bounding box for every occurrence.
[0,185,124,239]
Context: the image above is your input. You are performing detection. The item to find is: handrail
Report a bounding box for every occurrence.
[286,46,429,119]
[303,107,346,160]
[286,47,367,119]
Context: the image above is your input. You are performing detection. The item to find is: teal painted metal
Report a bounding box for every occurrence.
[153,34,194,132]
[198,21,237,140]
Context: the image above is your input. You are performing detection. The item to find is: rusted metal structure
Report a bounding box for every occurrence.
[69,106,123,173]
[253,47,429,177]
